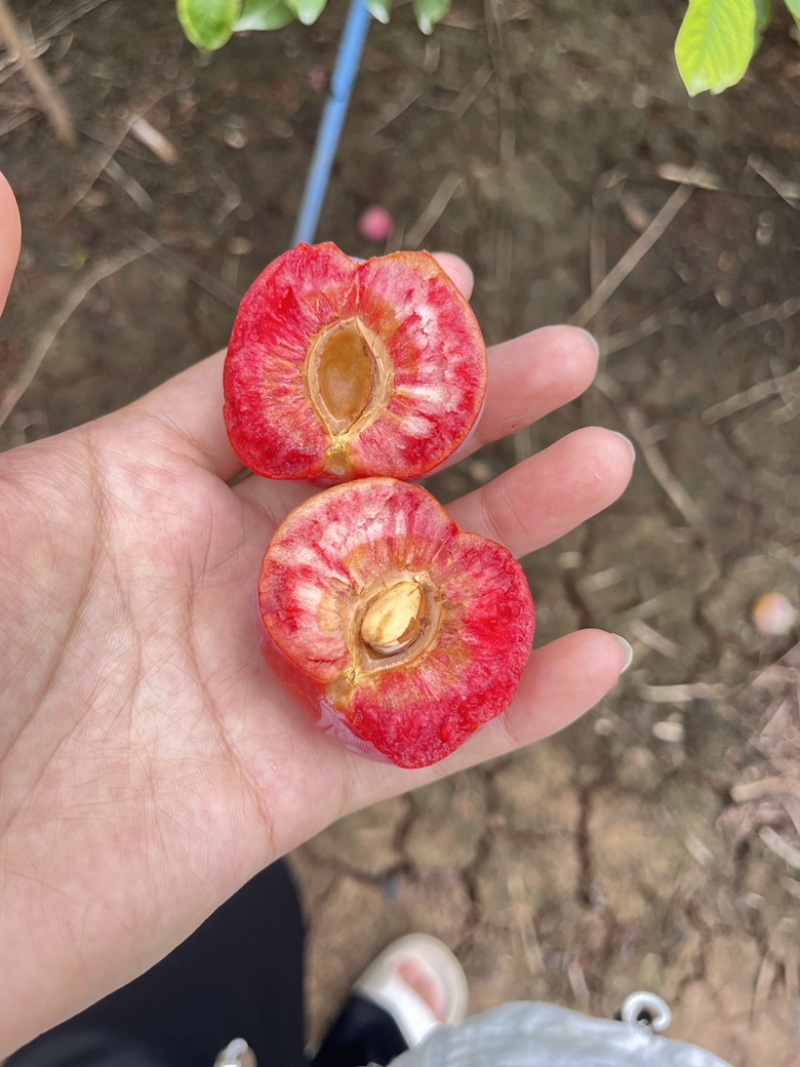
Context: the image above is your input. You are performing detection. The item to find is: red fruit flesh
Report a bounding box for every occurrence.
[258,478,535,769]
[223,243,487,485]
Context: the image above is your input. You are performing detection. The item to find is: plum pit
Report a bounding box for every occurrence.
[310,320,374,432]
[306,318,392,476]
[352,575,441,674]
[360,579,425,656]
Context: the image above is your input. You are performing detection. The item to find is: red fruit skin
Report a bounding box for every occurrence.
[258,479,535,769]
[223,243,487,485]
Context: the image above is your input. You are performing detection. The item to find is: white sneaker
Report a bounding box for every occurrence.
[353,934,469,1049]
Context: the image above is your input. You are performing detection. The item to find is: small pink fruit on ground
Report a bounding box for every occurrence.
[358,204,394,243]
[223,242,487,484]
[751,592,797,636]
[258,478,535,769]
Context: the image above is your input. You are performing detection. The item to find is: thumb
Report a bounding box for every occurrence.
[0,171,21,316]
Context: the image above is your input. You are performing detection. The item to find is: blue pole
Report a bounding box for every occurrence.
[292,0,373,246]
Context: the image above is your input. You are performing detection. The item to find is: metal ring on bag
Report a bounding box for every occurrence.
[620,991,672,1033]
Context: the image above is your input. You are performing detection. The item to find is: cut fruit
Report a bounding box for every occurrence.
[223,243,487,484]
[258,478,535,768]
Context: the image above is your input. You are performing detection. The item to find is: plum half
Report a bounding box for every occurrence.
[258,478,535,768]
[223,243,487,484]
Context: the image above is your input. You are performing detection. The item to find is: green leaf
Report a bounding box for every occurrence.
[783,0,800,28]
[754,0,772,33]
[365,0,392,24]
[674,0,756,95]
[235,0,295,30]
[177,0,241,51]
[284,0,328,26]
[412,0,451,35]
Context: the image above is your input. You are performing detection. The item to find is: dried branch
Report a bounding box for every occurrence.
[702,360,800,425]
[748,154,800,208]
[0,244,152,431]
[405,171,464,249]
[638,682,726,703]
[595,373,704,528]
[127,229,241,310]
[732,776,800,804]
[0,0,76,148]
[572,180,694,328]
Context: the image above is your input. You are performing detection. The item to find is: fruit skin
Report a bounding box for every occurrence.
[223,242,487,485]
[258,478,535,769]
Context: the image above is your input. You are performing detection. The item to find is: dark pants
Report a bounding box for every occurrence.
[8,862,407,1067]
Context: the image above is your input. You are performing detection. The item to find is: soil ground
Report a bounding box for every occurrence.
[2,0,800,1063]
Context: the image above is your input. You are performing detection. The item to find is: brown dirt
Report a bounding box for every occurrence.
[2,0,800,1063]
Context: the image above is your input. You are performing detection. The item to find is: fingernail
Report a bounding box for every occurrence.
[611,634,634,673]
[573,327,600,360]
[609,430,636,463]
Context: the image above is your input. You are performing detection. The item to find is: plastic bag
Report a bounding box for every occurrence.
[385,995,733,1067]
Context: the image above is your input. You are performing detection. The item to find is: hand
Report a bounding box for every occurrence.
[0,172,633,1054]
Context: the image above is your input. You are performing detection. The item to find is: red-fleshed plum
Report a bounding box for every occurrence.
[258,478,535,769]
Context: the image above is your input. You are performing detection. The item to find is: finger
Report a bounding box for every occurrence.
[342,629,630,807]
[452,628,630,765]
[447,427,635,557]
[0,171,22,315]
[450,628,630,770]
[431,253,473,301]
[465,326,599,458]
[233,425,633,559]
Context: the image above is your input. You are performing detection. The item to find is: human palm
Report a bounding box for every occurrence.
[0,175,632,1054]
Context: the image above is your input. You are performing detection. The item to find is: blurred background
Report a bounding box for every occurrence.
[1,0,799,1061]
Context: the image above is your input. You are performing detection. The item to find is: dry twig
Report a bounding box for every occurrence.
[54,113,140,221]
[210,165,242,228]
[628,619,683,660]
[0,244,152,431]
[451,62,493,120]
[0,0,109,88]
[0,106,36,138]
[41,0,110,38]
[638,682,726,703]
[103,158,153,212]
[656,162,722,191]
[369,86,421,136]
[748,154,800,208]
[712,295,800,343]
[600,285,699,357]
[759,826,800,869]
[595,373,704,527]
[702,359,800,425]
[55,88,189,222]
[0,0,76,147]
[572,180,694,328]
[405,171,464,249]
[732,776,800,805]
[589,192,607,296]
[128,228,241,309]
[129,116,178,165]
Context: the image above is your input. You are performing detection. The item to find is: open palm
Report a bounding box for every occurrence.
[0,175,632,1055]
